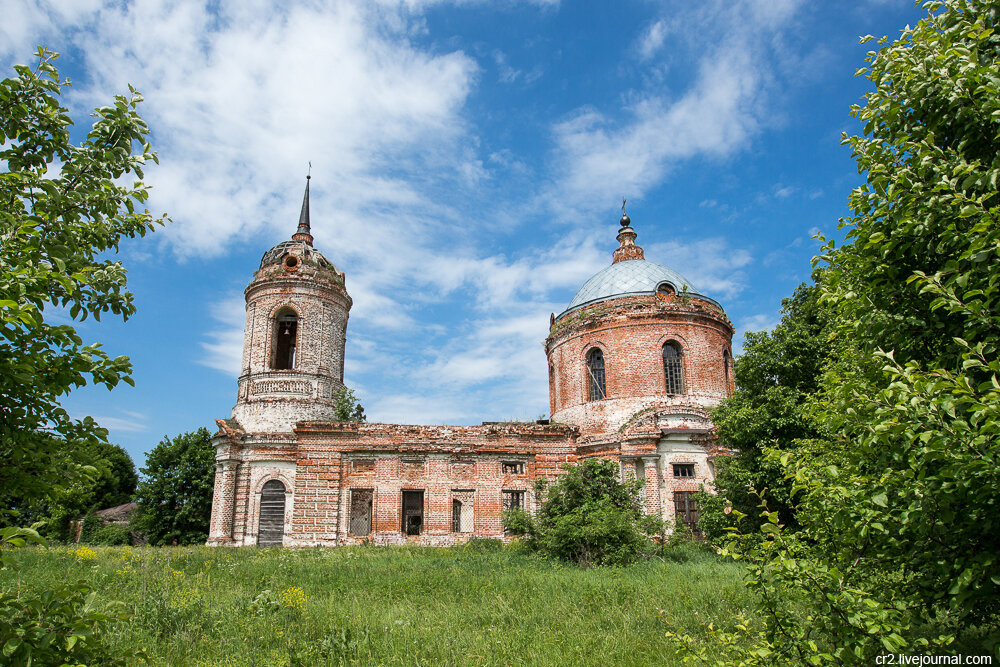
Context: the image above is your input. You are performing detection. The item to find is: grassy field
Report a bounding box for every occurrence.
[1,542,756,665]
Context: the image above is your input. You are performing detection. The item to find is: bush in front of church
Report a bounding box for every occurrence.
[503,457,662,566]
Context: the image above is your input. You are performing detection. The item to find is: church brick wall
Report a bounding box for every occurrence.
[546,294,733,437]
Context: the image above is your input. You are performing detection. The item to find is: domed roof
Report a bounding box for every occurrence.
[259,239,335,270]
[558,259,717,318]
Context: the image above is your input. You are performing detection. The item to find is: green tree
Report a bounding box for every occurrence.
[505,457,661,566]
[0,47,163,525]
[699,284,832,539]
[808,0,1000,620]
[88,441,138,509]
[670,2,1000,661]
[134,428,216,546]
[334,386,366,422]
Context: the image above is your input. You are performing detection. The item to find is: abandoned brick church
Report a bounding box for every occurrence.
[207,180,734,547]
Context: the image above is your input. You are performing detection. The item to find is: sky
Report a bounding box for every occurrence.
[4,0,927,470]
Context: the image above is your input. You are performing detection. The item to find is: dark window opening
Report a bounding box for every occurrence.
[674,491,699,532]
[586,348,606,401]
[723,349,732,395]
[349,489,373,536]
[402,490,424,536]
[673,463,695,478]
[501,461,525,475]
[273,310,298,370]
[502,490,525,512]
[257,479,286,547]
[663,341,685,395]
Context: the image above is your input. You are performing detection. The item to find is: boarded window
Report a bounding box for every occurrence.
[349,489,373,536]
[501,461,525,475]
[352,460,375,473]
[586,348,606,401]
[663,342,685,394]
[672,463,695,478]
[502,490,525,512]
[674,491,699,532]
[273,310,297,370]
[402,490,424,536]
[257,480,286,547]
[452,490,474,533]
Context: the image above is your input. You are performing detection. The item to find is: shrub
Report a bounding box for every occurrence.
[77,510,102,544]
[89,523,131,546]
[505,457,662,566]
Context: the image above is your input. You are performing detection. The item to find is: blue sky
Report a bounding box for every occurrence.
[4,0,925,470]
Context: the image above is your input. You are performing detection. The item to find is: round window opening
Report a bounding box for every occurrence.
[284,256,299,270]
[657,282,675,296]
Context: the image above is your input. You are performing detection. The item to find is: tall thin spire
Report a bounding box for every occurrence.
[292,166,313,245]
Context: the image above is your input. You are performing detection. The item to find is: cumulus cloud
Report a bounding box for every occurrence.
[3,0,480,261]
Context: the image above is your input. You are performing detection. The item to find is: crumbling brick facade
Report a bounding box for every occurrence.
[208,196,733,547]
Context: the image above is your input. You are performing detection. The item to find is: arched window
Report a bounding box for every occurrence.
[663,341,685,395]
[586,348,606,401]
[272,308,298,370]
[257,479,286,547]
[723,349,732,395]
[657,282,676,297]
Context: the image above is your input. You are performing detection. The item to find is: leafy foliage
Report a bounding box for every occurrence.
[134,428,216,546]
[0,580,142,666]
[0,47,164,524]
[505,457,661,566]
[672,1,1000,661]
[702,284,832,539]
[334,386,366,422]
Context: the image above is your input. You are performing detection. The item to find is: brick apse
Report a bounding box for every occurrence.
[207,184,734,547]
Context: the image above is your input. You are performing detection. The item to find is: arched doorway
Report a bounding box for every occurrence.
[257,479,287,546]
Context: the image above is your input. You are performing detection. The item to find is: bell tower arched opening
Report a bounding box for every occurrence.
[273,308,298,370]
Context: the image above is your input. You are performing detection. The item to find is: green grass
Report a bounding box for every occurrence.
[1,543,757,665]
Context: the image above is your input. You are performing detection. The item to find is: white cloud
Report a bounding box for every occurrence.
[637,20,668,61]
[6,1,481,261]
[733,312,781,354]
[90,413,148,433]
[545,0,802,217]
[199,294,246,376]
[493,49,521,83]
[645,238,753,301]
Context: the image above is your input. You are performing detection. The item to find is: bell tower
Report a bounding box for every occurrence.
[230,176,352,433]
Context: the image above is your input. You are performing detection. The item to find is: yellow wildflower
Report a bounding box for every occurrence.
[279,586,308,611]
[73,546,97,562]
